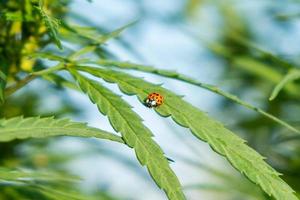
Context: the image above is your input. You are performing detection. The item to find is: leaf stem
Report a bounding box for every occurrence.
[31,63,65,76]
[5,75,36,97]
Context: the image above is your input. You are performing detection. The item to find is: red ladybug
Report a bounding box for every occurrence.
[145,92,164,108]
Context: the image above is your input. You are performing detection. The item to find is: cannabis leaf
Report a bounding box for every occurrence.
[82,59,300,134]
[69,69,185,200]
[76,66,298,200]
[0,116,123,143]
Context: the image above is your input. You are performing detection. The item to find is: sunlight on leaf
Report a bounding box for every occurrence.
[79,59,300,134]
[76,66,299,200]
[69,69,185,200]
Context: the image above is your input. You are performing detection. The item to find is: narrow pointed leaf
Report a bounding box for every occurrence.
[85,59,300,134]
[61,21,136,46]
[77,66,298,200]
[96,21,137,44]
[0,167,80,184]
[69,69,185,200]
[0,116,123,143]
[68,46,97,60]
[27,52,66,62]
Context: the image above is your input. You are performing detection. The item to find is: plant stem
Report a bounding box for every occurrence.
[5,75,36,97]
[31,63,65,76]
[4,63,65,97]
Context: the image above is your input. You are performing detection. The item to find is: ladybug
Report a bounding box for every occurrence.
[145,92,164,108]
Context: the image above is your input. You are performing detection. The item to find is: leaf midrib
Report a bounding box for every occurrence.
[84,79,181,197]
[0,126,123,142]
[97,70,294,198]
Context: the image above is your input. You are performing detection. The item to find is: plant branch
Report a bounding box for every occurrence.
[4,64,65,98]
[5,75,36,97]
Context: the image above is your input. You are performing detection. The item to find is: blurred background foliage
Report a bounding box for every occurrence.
[1,0,300,199]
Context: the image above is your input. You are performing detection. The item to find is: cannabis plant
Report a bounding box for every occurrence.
[0,0,300,200]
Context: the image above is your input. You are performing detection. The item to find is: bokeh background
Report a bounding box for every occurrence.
[1,0,300,199]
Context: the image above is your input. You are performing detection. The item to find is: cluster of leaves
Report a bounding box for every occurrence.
[1,0,300,200]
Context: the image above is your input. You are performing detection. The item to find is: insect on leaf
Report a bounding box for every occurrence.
[84,59,300,134]
[68,69,185,200]
[76,66,299,200]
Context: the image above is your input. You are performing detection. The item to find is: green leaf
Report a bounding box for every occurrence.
[95,21,137,44]
[0,167,117,200]
[269,69,300,100]
[68,69,185,200]
[27,52,66,62]
[0,167,80,184]
[0,70,6,103]
[0,116,123,143]
[34,5,62,49]
[61,21,136,45]
[85,59,300,134]
[233,56,300,97]
[77,66,298,200]
[68,46,97,60]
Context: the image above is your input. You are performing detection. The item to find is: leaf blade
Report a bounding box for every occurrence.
[69,69,185,200]
[77,66,298,200]
[85,59,300,134]
[96,21,137,44]
[0,116,123,143]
